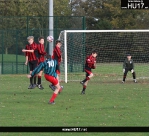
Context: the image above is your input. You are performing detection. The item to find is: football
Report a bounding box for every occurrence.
[47,35,54,42]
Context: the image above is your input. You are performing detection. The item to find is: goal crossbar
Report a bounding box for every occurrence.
[63,30,149,83]
[64,30,149,33]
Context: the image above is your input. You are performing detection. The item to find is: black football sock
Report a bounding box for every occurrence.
[38,76,41,85]
[34,76,37,84]
[82,85,86,92]
[123,75,126,81]
[132,72,136,79]
[30,77,33,85]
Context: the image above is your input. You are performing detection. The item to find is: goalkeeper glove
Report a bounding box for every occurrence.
[131,69,134,73]
[123,69,125,73]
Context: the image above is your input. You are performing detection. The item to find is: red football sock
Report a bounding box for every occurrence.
[49,93,57,102]
[86,77,90,80]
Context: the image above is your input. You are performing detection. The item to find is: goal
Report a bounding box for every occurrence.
[58,30,149,83]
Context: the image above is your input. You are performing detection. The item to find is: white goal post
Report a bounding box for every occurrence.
[61,30,149,83]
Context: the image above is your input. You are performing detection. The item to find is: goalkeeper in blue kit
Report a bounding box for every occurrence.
[122,54,137,83]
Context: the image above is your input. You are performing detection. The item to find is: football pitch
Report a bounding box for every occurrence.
[0,67,148,136]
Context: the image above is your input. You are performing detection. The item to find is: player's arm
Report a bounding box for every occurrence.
[123,60,126,73]
[86,56,95,69]
[24,46,29,65]
[86,56,93,68]
[86,56,91,63]
[92,60,96,69]
[27,63,44,78]
[132,60,134,69]
[131,60,134,73]
[25,56,28,65]
[55,60,59,71]
[38,44,47,55]
[31,62,44,76]
[123,60,126,69]
[55,47,61,59]
[86,57,93,65]
[22,49,34,52]
[23,43,38,53]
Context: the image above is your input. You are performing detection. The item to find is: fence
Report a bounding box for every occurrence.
[0,16,86,74]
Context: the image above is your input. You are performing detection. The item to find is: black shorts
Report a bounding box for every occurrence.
[125,68,133,72]
[29,60,38,71]
[85,67,92,77]
[56,64,60,75]
[124,68,133,74]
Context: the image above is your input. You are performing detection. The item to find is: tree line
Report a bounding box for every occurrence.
[1,0,149,30]
[0,0,149,55]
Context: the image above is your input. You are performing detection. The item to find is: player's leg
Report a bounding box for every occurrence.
[122,68,128,83]
[131,69,137,83]
[49,66,60,90]
[32,60,38,88]
[28,61,33,89]
[49,83,61,104]
[49,83,56,91]
[49,65,63,93]
[49,74,63,93]
[81,70,93,94]
[28,70,33,89]
[81,80,88,94]
[49,75,59,91]
[81,71,89,94]
[56,65,63,90]
[37,70,44,90]
[45,74,60,104]
[56,73,63,94]
[80,69,93,85]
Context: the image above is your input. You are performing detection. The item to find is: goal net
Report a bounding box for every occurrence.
[58,30,149,83]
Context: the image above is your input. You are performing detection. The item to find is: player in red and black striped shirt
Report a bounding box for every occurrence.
[52,40,62,75]
[37,36,47,90]
[22,36,38,89]
[49,40,63,92]
[80,50,97,94]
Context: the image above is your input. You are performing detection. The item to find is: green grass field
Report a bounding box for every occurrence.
[0,70,148,136]
[0,56,148,136]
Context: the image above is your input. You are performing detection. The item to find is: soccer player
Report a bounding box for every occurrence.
[37,36,47,90]
[122,54,137,83]
[80,50,97,94]
[49,40,63,92]
[27,54,61,104]
[22,36,38,89]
